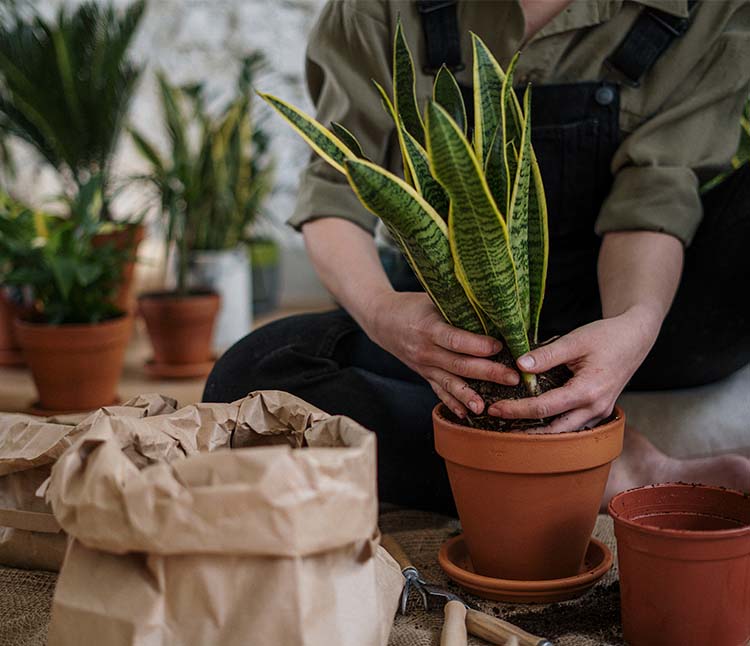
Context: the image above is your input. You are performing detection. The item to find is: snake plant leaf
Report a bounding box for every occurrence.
[507,87,533,328]
[425,101,530,359]
[330,121,367,159]
[258,92,353,174]
[471,33,506,164]
[484,122,510,221]
[527,145,549,344]
[433,65,467,135]
[500,53,522,217]
[343,158,486,334]
[393,18,425,146]
[372,79,414,187]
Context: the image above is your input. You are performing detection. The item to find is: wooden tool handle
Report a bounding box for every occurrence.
[466,609,550,646]
[380,533,414,571]
[441,600,468,646]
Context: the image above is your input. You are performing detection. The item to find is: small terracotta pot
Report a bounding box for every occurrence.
[138,291,220,366]
[14,315,133,413]
[609,483,750,646]
[93,223,145,313]
[434,405,625,581]
[0,290,26,366]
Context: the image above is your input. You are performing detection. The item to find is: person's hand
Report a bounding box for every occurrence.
[364,291,520,417]
[487,306,662,433]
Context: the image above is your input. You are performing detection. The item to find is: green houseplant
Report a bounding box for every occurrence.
[0,0,147,311]
[0,177,132,413]
[261,25,625,587]
[131,55,272,376]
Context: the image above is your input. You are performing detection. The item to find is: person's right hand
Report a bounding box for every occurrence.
[363,291,520,417]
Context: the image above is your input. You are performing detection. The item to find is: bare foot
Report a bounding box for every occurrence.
[602,426,750,511]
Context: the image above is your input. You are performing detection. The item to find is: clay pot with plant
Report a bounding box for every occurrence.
[0,179,132,415]
[0,0,147,313]
[262,24,625,592]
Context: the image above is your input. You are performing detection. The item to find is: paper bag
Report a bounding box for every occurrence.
[0,394,179,570]
[46,391,403,646]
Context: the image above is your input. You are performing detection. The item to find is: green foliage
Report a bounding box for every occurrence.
[0,177,126,324]
[260,25,549,394]
[701,99,750,193]
[132,54,273,295]
[0,1,145,212]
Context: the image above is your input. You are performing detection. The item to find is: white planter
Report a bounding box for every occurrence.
[187,247,252,352]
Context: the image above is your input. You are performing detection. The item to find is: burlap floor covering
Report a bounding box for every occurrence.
[0,513,622,646]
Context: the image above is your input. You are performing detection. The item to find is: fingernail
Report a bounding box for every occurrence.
[453,408,465,419]
[492,340,502,352]
[487,405,500,416]
[518,355,535,369]
[506,372,520,386]
[468,400,483,414]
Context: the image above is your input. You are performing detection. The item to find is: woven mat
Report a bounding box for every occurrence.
[0,513,622,646]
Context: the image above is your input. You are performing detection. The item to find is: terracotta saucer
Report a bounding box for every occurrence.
[438,534,613,604]
[26,398,121,417]
[144,358,215,380]
[0,348,25,367]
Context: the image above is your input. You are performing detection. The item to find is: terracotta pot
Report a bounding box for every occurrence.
[93,223,145,312]
[0,289,26,366]
[14,315,133,413]
[609,483,750,646]
[138,291,220,366]
[433,404,625,581]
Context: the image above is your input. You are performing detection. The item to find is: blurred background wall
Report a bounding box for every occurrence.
[7,0,331,307]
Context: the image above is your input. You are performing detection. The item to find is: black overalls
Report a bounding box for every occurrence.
[204,1,750,514]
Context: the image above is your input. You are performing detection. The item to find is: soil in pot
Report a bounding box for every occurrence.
[609,483,750,646]
[14,314,133,413]
[138,291,220,375]
[434,404,625,583]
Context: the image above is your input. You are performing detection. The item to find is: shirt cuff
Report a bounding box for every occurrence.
[287,160,378,234]
[595,166,702,246]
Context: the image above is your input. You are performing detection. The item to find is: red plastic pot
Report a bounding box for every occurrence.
[434,404,625,581]
[609,483,750,646]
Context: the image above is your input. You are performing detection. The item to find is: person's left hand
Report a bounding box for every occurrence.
[487,307,662,433]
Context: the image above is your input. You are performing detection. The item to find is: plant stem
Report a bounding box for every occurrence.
[522,372,541,397]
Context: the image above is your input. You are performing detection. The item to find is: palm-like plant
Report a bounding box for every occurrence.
[130,54,273,296]
[260,25,548,396]
[0,1,145,214]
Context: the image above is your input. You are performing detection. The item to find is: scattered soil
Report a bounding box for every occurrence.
[446,342,573,432]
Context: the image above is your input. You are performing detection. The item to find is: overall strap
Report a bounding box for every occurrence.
[607,0,699,87]
[416,0,464,74]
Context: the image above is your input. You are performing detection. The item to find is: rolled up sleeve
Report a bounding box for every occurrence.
[288,1,393,234]
[596,2,750,246]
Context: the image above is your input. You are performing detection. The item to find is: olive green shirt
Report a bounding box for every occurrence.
[289,0,750,246]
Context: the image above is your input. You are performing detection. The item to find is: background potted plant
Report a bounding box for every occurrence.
[131,53,273,374]
[0,0,147,312]
[261,26,625,591]
[0,177,132,414]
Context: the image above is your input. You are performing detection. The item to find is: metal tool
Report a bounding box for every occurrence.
[381,534,554,646]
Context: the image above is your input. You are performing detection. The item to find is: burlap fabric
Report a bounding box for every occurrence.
[0,512,622,646]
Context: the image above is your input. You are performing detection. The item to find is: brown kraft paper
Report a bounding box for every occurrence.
[45,390,403,646]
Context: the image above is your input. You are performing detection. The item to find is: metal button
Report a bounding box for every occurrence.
[595,86,615,106]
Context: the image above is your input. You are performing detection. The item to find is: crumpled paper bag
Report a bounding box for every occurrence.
[46,391,403,646]
[0,394,178,570]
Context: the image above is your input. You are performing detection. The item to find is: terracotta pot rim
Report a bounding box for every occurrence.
[609,482,750,540]
[14,314,132,333]
[433,403,624,441]
[138,290,219,303]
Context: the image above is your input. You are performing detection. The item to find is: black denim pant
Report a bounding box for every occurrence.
[204,83,750,514]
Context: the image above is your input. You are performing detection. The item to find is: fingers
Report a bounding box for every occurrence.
[516,335,578,374]
[427,347,519,386]
[427,368,485,416]
[526,408,605,435]
[431,322,502,358]
[488,381,586,419]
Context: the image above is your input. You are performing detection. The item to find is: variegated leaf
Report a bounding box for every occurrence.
[507,87,532,328]
[258,92,353,173]
[471,33,505,164]
[344,158,486,334]
[425,101,529,360]
[528,145,549,344]
[500,53,521,217]
[393,19,424,145]
[331,121,367,159]
[433,64,466,135]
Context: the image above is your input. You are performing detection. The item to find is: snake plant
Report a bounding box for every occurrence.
[260,25,548,395]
